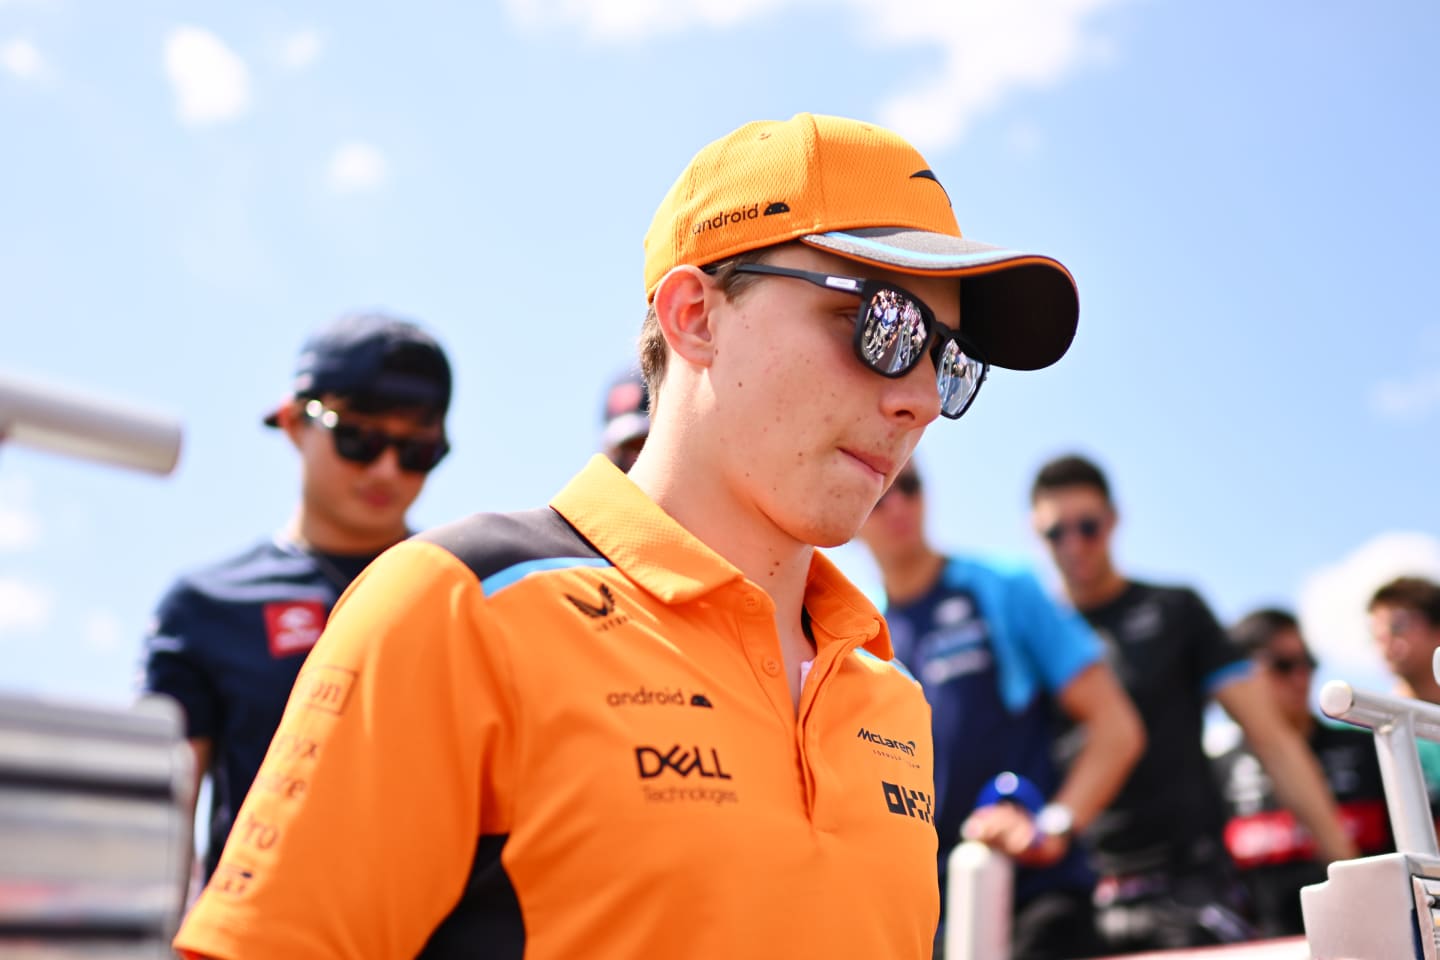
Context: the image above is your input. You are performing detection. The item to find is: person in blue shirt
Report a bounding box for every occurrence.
[140,311,453,883]
[859,459,1144,959]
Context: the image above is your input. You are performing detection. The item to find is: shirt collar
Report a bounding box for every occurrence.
[550,455,892,658]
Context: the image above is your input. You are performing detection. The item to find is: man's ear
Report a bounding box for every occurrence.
[275,399,306,448]
[652,265,717,369]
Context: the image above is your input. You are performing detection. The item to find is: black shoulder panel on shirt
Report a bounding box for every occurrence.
[418,833,524,959]
[413,507,603,583]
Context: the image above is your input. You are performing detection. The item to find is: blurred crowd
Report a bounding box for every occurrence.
[136,313,1440,959]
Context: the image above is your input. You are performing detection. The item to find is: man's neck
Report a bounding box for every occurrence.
[1398,675,1440,707]
[878,547,945,607]
[1067,568,1128,612]
[285,512,406,557]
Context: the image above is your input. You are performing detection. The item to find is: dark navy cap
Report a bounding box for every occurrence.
[263,312,452,427]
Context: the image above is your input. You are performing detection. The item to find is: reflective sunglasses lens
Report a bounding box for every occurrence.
[859,289,928,375]
[936,339,982,417]
[331,424,387,465]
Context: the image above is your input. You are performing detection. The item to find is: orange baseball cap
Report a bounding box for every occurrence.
[643,113,1079,371]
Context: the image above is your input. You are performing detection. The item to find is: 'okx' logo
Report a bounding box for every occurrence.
[635,744,733,780]
[882,780,933,824]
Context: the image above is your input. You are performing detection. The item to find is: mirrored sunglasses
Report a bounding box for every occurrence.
[302,400,449,474]
[1042,516,1104,545]
[719,263,989,420]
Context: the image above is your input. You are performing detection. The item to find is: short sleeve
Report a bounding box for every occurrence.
[1182,588,1251,696]
[174,540,518,960]
[140,581,221,739]
[1006,566,1102,693]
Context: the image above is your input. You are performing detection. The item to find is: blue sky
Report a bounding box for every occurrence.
[3,0,1438,710]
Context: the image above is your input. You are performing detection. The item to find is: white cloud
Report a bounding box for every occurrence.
[164,26,251,126]
[1,37,46,81]
[1370,369,1440,421]
[280,28,323,70]
[1298,531,1440,687]
[82,610,122,653]
[328,141,388,192]
[0,475,41,553]
[0,577,54,635]
[500,0,1130,150]
[0,504,41,552]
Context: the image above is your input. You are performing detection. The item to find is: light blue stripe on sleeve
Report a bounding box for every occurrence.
[1203,659,1255,697]
[480,556,612,596]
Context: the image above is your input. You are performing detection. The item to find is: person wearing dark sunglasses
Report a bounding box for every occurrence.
[1211,608,1392,938]
[858,459,1143,960]
[176,114,1079,960]
[141,311,452,894]
[1029,453,1357,953]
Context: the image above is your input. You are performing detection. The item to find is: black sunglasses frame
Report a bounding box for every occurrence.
[712,262,989,420]
[1263,654,1318,676]
[1042,516,1105,545]
[301,400,450,474]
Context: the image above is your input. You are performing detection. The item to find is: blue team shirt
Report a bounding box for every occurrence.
[140,537,376,877]
[883,555,1102,904]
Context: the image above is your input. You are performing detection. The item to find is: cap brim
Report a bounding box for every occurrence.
[601,412,650,449]
[801,228,1079,371]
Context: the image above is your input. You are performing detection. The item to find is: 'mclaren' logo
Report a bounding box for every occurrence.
[857,727,917,755]
[909,169,952,206]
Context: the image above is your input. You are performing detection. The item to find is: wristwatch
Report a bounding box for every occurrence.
[1035,802,1075,840]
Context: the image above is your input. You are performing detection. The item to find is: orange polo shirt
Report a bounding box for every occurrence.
[175,456,939,959]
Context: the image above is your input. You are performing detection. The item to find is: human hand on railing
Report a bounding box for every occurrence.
[962,802,1069,867]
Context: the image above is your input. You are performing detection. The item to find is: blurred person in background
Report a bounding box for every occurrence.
[1029,453,1357,953]
[1369,576,1440,806]
[599,366,649,471]
[860,457,1143,959]
[1212,608,1391,937]
[139,312,452,885]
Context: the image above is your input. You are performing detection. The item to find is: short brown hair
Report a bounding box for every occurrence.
[1369,576,1440,626]
[1030,453,1112,505]
[1229,608,1302,658]
[638,246,781,410]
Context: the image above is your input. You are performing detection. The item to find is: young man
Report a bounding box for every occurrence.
[141,312,452,883]
[1212,608,1391,938]
[598,366,649,471]
[859,459,1143,960]
[1028,454,1357,953]
[173,113,1081,959]
[1368,576,1440,804]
